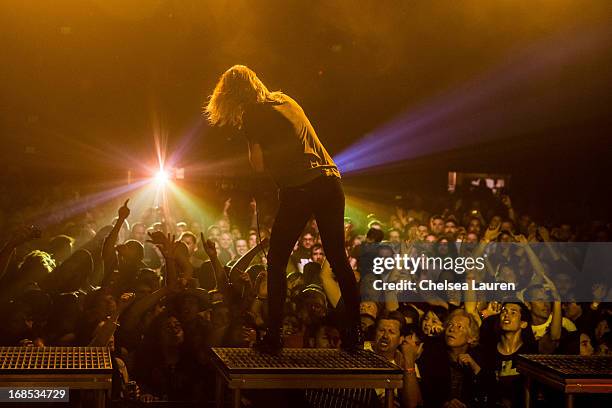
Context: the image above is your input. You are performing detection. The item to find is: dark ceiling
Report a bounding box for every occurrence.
[1,1,610,185]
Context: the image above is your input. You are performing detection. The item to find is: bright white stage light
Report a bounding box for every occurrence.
[155,169,169,185]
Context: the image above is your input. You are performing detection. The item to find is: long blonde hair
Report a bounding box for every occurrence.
[204,65,282,128]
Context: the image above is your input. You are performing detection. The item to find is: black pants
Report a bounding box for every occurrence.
[267,175,360,332]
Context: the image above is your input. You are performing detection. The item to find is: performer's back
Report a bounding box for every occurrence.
[242,94,340,188]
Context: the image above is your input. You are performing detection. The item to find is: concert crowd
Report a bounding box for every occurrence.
[0,181,610,408]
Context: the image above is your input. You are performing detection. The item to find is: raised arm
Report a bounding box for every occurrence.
[101,199,130,286]
[89,292,135,346]
[201,233,228,292]
[517,234,563,342]
[400,337,423,408]
[501,195,516,223]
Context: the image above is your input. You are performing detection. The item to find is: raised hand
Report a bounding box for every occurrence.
[400,335,423,364]
[147,231,176,258]
[118,199,130,220]
[201,233,218,259]
[482,301,502,318]
[223,198,232,213]
[457,353,480,374]
[483,224,501,242]
[514,234,528,244]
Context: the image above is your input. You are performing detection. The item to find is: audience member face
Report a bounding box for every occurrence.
[231,227,242,240]
[430,218,444,235]
[444,221,457,236]
[282,315,301,336]
[499,265,517,284]
[466,232,479,244]
[360,301,378,318]
[247,233,258,249]
[595,319,610,343]
[501,221,514,233]
[500,303,526,332]
[556,273,574,296]
[162,316,184,347]
[315,325,341,349]
[388,230,401,243]
[301,233,314,249]
[311,246,324,264]
[299,293,327,324]
[529,299,551,322]
[375,319,402,357]
[580,333,594,356]
[468,218,481,235]
[437,239,449,255]
[208,227,221,242]
[217,219,230,233]
[235,239,248,257]
[219,232,233,250]
[562,302,582,321]
[445,315,473,349]
[130,224,146,243]
[421,311,443,336]
[181,235,197,256]
[417,225,429,240]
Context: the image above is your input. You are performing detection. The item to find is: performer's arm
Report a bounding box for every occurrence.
[248,142,265,173]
